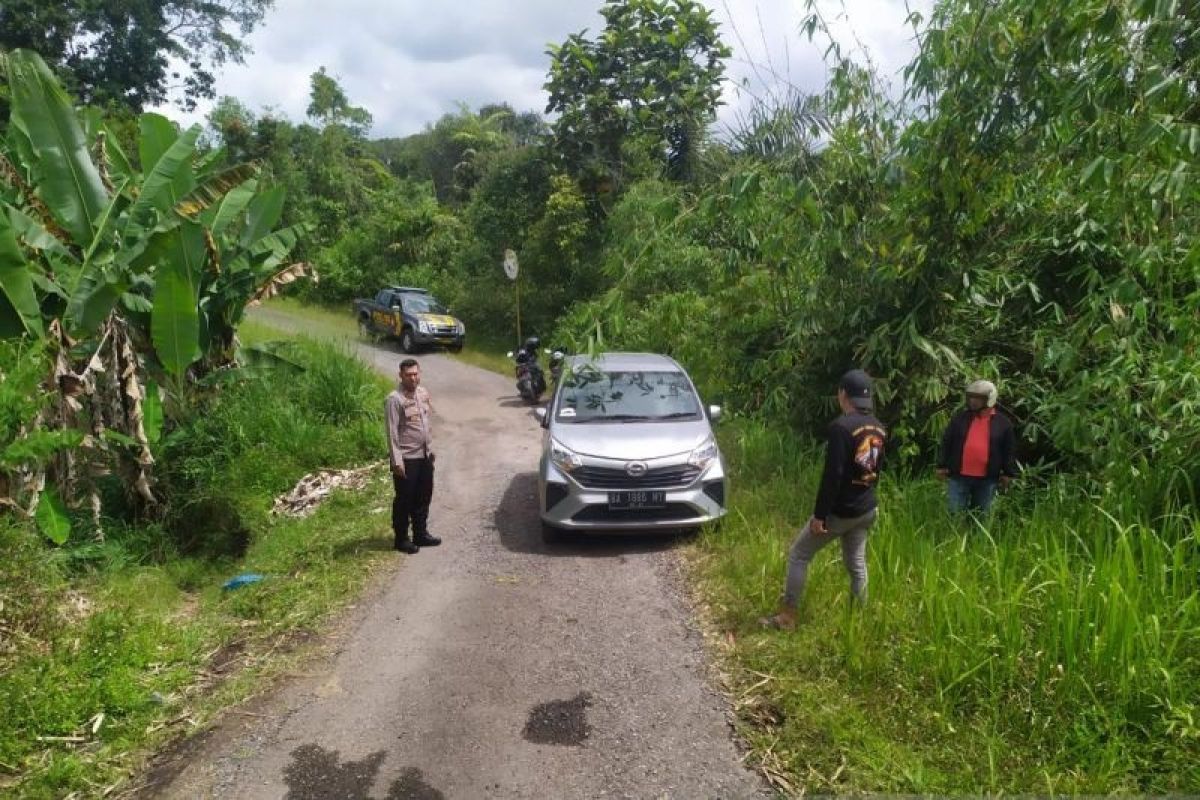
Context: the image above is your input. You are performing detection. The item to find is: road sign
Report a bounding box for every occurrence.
[503,249,519,280]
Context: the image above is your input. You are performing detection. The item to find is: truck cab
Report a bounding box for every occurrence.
[356,287,465,353]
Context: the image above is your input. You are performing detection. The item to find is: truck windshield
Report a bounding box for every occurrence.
[555,368,701,423]
[403,295,448,314]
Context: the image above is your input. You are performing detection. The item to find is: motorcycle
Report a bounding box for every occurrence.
[507,338,547,404]
[547,347,567,384]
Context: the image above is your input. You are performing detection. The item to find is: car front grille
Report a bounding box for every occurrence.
[572,504,702,523]
[430,325,457,336]
[572,464,701,490]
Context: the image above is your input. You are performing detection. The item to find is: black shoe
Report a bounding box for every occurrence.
[412,533,441,547]
[394,540,419,554]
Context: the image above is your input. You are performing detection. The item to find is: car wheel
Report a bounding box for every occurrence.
[540,520,562,544]
[449,343,463,354]
[400,329,416,354]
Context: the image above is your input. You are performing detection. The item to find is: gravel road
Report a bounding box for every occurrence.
[143,322,767,799]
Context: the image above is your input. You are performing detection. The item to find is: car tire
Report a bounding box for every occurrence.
[540,520,562,544]
[449,343,463,353]
[400,329,417,354]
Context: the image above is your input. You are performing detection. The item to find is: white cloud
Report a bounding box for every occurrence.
[154,0,932,138]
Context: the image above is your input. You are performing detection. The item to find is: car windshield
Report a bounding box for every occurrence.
[403,294,448,314]
[555,368,701,423]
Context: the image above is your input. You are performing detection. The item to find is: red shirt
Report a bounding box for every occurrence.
[960,408,994,478]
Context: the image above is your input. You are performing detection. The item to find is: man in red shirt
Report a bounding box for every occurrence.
[935,379,1018,514]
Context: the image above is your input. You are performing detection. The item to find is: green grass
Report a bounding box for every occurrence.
[0,335,399,797]
[690,419,1200,794]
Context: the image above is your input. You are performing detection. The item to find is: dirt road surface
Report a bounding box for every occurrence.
[145,324,767,799]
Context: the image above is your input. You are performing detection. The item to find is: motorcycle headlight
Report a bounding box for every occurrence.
[688,436,719,471]
[417,320,431,333]
[550,439,583,473]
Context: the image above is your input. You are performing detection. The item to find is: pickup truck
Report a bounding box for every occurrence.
[353,287,465,353]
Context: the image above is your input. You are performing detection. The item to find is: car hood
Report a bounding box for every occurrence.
[551,419,713,460]
[418,313,458,326]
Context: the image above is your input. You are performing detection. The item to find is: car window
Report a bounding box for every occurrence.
[403,294,448,315]
[555,368,701,422]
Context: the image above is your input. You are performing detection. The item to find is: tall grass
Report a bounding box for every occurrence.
[695,419,1200,792]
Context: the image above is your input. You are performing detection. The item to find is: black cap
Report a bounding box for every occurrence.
[838,369,873,411]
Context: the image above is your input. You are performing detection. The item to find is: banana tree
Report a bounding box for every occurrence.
[0,49,314,538]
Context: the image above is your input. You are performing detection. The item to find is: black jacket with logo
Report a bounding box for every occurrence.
[938,408,1018,480]
[813,412,887,521]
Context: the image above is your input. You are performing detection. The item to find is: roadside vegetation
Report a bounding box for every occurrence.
[4,0,1198,794]
[1,329,393,797]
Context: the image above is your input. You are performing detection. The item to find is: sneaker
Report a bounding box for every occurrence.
[412,533,441,547]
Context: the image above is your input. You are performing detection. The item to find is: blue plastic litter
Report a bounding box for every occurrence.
[222,573,265,591]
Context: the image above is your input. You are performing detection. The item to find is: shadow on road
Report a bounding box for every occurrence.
[282,744,444,799]
[493,472,689,557]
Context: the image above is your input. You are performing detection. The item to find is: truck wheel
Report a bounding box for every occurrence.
[400,329,417,354]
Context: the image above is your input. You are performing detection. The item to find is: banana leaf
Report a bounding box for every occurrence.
[150,222,206,376]
[205,177,259,236]
[175,164,258,220]
[0,207,44,338]
[240,186,286,248]
[4,50,109,250]
[137,113,178,174]
[126,122,200,235]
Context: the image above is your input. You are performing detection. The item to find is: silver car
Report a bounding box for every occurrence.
[534,353,727,538]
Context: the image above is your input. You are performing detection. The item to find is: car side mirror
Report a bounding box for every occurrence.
[708,405,723,422]
[534,408,548,427]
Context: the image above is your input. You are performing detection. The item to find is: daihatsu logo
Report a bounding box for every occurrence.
[625,461,648,477]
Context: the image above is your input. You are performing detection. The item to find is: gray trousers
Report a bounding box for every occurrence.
[781,508,878,608]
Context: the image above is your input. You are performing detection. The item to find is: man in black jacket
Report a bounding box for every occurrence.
[760,369,887,630]
[936,379,1018,514]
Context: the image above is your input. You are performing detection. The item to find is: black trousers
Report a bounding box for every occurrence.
[392,457,434,544]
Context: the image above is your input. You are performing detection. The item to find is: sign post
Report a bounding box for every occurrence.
[503,249,520,344]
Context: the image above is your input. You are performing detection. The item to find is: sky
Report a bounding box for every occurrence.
[154,0,933,139]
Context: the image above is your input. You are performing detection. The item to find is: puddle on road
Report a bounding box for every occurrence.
[282,744,445,799]
[522,692,593,746]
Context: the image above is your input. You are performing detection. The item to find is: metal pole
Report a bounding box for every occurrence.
[515,271,522,345]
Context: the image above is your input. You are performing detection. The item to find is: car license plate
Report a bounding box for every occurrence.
[608,490,666,510]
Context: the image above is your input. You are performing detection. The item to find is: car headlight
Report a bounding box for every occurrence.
[417,320,431,333]
[550,439,583,473]
[456,321,465,335]
[688,436,719,470]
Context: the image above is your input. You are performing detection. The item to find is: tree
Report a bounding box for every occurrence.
[0,0,273,112]
[306,67,372,137]
[544,0,731,189]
